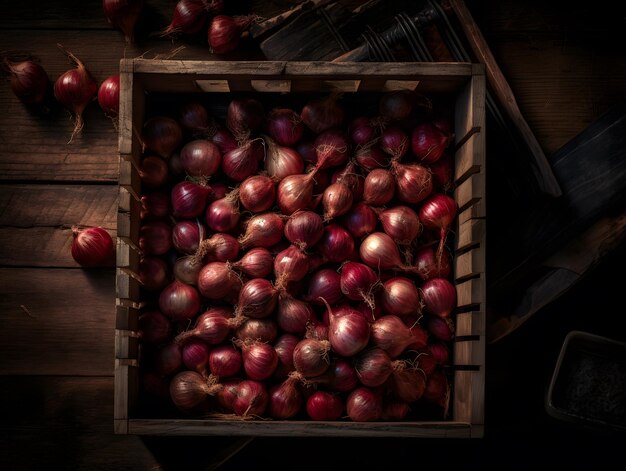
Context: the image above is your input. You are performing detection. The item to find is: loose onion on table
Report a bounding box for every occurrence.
[131,88,463,423]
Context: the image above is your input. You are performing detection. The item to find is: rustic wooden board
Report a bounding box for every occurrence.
[0,268,115,375]
[0,185,117,267]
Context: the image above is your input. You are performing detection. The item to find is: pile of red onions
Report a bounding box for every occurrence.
[135,89,457,422]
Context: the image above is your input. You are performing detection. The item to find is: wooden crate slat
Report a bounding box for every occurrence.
[115,330,139,359]
[455,218,486,252]
[116,305,139,332]
[454,172,485,214]
[116,269,141,302]
[454,248,485,281]
[454,338,485,366]
[456,310,486,337]
[0,268,115,375]
[453,369,485,437]
[458,199,485,225]
[456,277,484,307]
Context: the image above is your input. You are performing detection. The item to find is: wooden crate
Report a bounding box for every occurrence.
[114,60,486,438]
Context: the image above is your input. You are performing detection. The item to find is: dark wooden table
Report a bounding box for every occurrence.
[1,1,625,469]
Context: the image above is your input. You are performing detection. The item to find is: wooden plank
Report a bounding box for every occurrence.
[457,199,484,225]
[454,172,484,213]
[0,268,115,375]
[454,338,484,366]
[454,249,484,281]
[0,185,117,267]
[456,310,485,337]
[453,370,485,436]
[455,277,483,308]
[455,218,485,252]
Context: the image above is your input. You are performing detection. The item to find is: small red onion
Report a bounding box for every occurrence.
[142,116,183,159]
[103,0,144,43]
[231,247,273,278]
[306,391,343,420]
[182,340,210,373]
[197,261,243,300]
[416,351,438,376]
[239,340,279,381]
[178,101,211,135]
[392,161,433,204]
[274,334,299,379]
[138,310,171,345]
[332,161,364,201]
[322,181,353,221]
[326,301,370,357]
[340,261,379,309]
[97,74,119,117]
[412,121,452,163]
[171,181,211,219]
[71,226,113,266]
[303,268,343,306]
[355,145,389,171]
[170,371,221,412]
[196,232,240,263]
[429,152,454,191]
[277,293,315,335]
[233,379,268,417]
[140,191,170,220]
[205,189,240,233]
[319,224,354,264]
[269,375,303,419]
[160,0,208,37]
[209,15,258,55]
[226,97,264,141]
[173,255,202,285]
[379,277,421,318]
[414,244,451,281]
[370,315,421,358]
[378,205,421,245]
[381,401,410,420]
[274,245,310,287]
[210,126,238,154]
[342,202,377,239]
[359,232,404,271]
[139,220,172,256]
[408,323,428,350]
[222,139,263,182]
[293,338,331,378]
[426,316,455,342]
[423,369,450,408]
[314,129,350,170]
[301,93,344,135]
[419,194,458,266]
[156,342,183,376]
[235,317,278,344]
[235,278,278,319]
[381,127,409,160]
[284,211,324,249]
[264,136,304,180]
[390,362,426,403]
[296,141,317,165]
[268,108,304,146]
[346,387,382,422]
[209,344,242,377]
[175,306,237,345]
[349,116,379,146]
[139,256,169,291]
[172,220,205,254]
[239,212,284,249]
[354,348,393,387]
[158,280,200,321]
[363,168,395,206]
[6,59,50,106]
[421,277,457,318]
[427,341,450,365]
[139,155,169,189]
[277,172,318,215]
[239,175,275,213]
[379,90,415,121]
[180,139,221,178]
[215,378,241,412]
[314,359,358,392]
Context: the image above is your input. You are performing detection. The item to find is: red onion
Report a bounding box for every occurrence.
[301,93,344,134]
[269,375,303,419]
[359,232,403,271]
[142,116,183,159]
[277,293,315,335]
[382,401,410,420]
[284,211,324,249]
[239,340,279,381]
[226,98,264,141]
[346,387,382,422]
[139,222,173,258]
[235,318,278,343]
[160,0,209,37]
[169,371,221,412]
[210,183,229,200]
[172,220,205,254]
[306,391,343,420]
[209,126,238,154]
[173,255,202,285]
[158,280,200,321]
[363,169,395,206]
[314,129,350,170]
[274,334,299,379]
[379,90,415,121]
[239,212,284,249]
[277,171,318,215]
[342,202,377,239]
[103,0,144,43]
[429,152,454,191]
[319,224,354,264]
[138,310,171,345]
[326,301,370,357]
[233,379,268,417]
[209,15,258,55]
[71,226,113,266]
[263,136,305,180]
[377,205,421,246]
[297,141,317,165]
[239,175,275,213]
[205,189,240,233]
[390,362,426,402]
[423,369,449,408]
[222,139,263,182]
[268,108,304,146]
[182,340,210,373]
[313,359,358,392]
[340,261,379,309]
[293,338,331,378]
[230,247,273,278]
[54,47,97,143]
[178,101,211,135]
[274,245,310,287]
[235,278,279,319]
[305,320,329,342]
[180,140,221,178]
[140,192,170,220]
[195,232,240,263]
[354,348,394,387]
[370,315,421,358]
[139,256,169,291]
[379,277,421,318]
[408,323,428,350]
[349,116,379,146]
[355,145,389,171]
[97,74,119,117]
[421,277,457,318]
[332,160,364,201]
[156,342,183,376]
[392,161,433,204]
[414,245,451,281]
[303,268,343,305]
[427,341,450,365]
[416,351,438,376]
[412,121,452,163]
[427,316,455,342]
[209,344,242,377]
[419,194,458,265]
[215,378,241,412]
[138,155,169,189]
[381,127,409,160]
[6,59,50,106]
[176,306,238,345]
[322,181,353,221]
[197,261,243,300]
[171,181,211,219]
